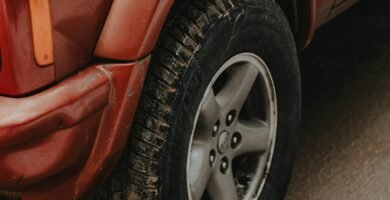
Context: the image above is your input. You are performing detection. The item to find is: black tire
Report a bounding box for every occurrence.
[96,0,301,199]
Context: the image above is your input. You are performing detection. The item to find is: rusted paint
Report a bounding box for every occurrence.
[28,0,54,66]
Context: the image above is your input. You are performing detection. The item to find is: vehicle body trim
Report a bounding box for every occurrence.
[28,0,54,66]
[0,57,150,199]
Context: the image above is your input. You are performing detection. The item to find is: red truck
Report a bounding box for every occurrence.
[0,0,358,199]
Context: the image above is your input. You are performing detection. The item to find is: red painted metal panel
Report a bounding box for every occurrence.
[0,0,113,95]
[0,1,55,96]
[95,0,174,60]
[50,0,113,80]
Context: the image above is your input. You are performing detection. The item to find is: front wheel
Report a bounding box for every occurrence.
[99,0,301,199]
[187,52,278,200]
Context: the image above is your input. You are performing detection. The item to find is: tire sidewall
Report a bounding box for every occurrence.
[163,1,301,200]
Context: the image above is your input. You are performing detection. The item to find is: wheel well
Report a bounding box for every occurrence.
[164,0,303,47]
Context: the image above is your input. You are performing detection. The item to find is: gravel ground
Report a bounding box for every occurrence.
[286,1,390,200]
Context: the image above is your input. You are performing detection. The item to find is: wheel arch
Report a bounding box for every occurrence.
[94,0,175,61]
[94,0,315,61]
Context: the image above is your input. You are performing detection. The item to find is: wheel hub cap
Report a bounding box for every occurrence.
[186,53,278,200]
[217,131,231,154]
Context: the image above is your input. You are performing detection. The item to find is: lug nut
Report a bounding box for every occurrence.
[210,155,215,163]
[213,125,218,133]
[212,120,220,137]
[231,132,242,149]
[209,150,216,166]
[220,157,229,174]
[222,161,227,169]
[227,115,233,122]
[232,136,238,144]
[226,110,236,126]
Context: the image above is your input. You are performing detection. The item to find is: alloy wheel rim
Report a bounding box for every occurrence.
[186,53,278,200]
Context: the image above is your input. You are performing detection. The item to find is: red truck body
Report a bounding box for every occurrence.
[0,0,358,199]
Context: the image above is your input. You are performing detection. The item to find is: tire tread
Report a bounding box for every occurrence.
[98,0,239,199]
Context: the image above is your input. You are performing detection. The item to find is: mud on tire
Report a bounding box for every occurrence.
[96,0,301,199]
